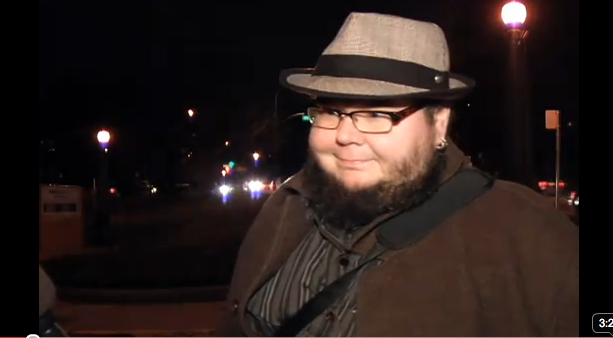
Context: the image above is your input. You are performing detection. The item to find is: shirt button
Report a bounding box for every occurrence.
[325,311,336,321]
[339,256,350,267]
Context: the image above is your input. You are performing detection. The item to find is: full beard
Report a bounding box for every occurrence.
[302,147,447,232]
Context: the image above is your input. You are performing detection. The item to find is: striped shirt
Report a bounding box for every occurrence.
[245,218,382,336]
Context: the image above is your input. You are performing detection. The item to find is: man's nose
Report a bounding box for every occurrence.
[335,115,364,145]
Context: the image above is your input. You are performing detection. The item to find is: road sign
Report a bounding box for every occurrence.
[545,110,562,209]
[545,110,559,130]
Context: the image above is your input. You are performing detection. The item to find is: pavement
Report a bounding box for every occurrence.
[57,285,229,303]
[55,300,226,336]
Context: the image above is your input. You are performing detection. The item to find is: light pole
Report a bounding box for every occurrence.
[501,1,535,189]
[253,152,260,167]
[502,1,528,41]
[97,130,110,152]
[95,129,111,245]
[96,130,111,190]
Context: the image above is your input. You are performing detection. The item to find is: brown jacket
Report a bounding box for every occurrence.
[216,143,579,336]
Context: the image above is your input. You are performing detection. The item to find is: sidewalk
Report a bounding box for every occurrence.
[57,285,228,303]
[55,300,225,336]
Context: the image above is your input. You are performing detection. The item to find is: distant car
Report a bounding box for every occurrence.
[538,181,578,217]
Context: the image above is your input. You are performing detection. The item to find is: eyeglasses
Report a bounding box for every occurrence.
[305,106,419,133]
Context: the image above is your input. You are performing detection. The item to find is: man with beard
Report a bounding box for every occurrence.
[216,12,578,337]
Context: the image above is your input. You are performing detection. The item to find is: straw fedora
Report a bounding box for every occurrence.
[279,12,475,101]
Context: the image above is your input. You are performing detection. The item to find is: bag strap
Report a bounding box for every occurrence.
[274,168,494,337]
[376,168,494,250]
[274,245,386,336]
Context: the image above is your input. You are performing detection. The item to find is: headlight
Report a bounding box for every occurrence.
[219,185,232,195]
[247,180,264,192]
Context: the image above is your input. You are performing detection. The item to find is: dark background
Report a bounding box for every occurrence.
[39,0,579,192]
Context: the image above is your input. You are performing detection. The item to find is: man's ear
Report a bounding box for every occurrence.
[433,108,451,142]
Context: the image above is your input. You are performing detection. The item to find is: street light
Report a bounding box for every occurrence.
[187,109,195,124]
[94,129,111,246]
[97,130,110,152]
[502,1,527,27]
[253,152,260,167]
[501,0,535,189]
[502,1,528,43]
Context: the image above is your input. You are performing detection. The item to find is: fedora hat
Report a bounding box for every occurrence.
[280,12,475,101]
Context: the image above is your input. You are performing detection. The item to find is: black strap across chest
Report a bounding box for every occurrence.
[274,168,494,336]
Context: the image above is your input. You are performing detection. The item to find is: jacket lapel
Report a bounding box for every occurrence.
[238,185,313,335]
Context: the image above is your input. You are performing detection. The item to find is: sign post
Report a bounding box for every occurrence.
[545,110,561,209]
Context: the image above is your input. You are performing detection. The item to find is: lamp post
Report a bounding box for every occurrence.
[96,130,111,193]
[253,152,260,167]
[95,129,111,245]
[502,1,527,33]
[501,1,535,189]
[97,130,110,151]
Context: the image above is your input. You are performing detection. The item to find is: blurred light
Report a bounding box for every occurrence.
[223,164,232,175]
[104,148,108,153]
[219,184,232,195]
[109,188,116,194]
[574,198,579,206]
[222,193,231,204]
[250,190,263,200]
[221,170,227,177]
[247,180,264,192]
[539,181,567,189]
[501,1,527,26]
[97,130,111,143]
[151,187,157,194]
[253,152,260,161]
[302,115,311,122]
[229,161,235,168]
[188,109,195,117]
[225,141,230,146]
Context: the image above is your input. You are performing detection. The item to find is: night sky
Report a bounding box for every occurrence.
[39,0,579,190]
